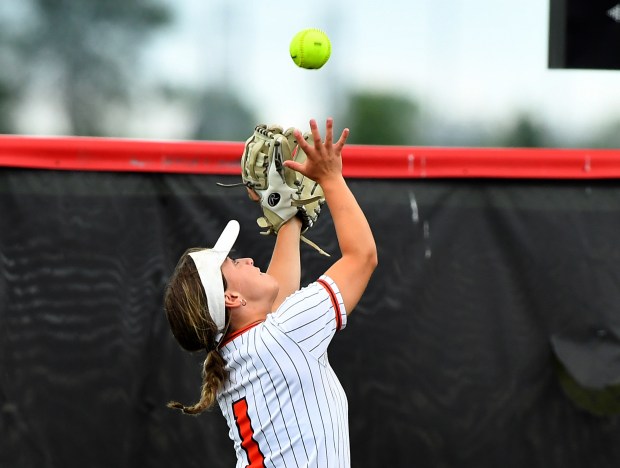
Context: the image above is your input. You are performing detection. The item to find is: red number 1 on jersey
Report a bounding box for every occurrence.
[232,398,265,467]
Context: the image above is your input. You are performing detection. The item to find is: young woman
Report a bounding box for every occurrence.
[164,118,377,467]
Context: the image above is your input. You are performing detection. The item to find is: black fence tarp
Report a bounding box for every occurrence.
[1,168,619,468]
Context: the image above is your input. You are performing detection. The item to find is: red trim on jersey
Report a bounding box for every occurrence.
[232,398,265,468]
[317,279,343,331]
[220,320,264,347]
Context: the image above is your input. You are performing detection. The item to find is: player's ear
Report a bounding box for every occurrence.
[224,291,244,308]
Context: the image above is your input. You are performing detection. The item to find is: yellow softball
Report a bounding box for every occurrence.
[289,28,331,69]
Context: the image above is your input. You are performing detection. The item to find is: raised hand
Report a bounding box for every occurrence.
[283,118,349,185]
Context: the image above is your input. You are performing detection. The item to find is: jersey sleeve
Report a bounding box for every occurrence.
[271,274,347,359]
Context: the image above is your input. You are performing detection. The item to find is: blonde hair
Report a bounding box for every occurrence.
[163,248,229,415]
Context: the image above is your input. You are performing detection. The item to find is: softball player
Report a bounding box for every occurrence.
[164,118,377,467]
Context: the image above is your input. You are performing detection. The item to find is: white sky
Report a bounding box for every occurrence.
[16,0,619,141]
[142,0,620,142]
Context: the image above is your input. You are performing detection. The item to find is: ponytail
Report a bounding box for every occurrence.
[167,348,228,415]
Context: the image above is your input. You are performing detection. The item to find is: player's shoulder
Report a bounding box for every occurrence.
[270,276,342,325]
[315,274,338,291]
[277,275,335,309]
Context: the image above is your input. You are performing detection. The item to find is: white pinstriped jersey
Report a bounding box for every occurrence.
[217,275,349,468]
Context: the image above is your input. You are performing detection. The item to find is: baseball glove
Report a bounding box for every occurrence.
[225,124,328,256]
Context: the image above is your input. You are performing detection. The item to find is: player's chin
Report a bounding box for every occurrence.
[257,270,275,284]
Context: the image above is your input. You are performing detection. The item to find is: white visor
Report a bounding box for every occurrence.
[188,220,240,343]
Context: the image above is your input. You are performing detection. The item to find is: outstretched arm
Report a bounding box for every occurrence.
[266,217,302,310]
[284,118,378,315]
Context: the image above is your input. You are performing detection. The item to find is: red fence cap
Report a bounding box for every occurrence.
[0,135,619,179]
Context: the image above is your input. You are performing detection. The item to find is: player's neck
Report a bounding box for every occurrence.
[228,305,269,334]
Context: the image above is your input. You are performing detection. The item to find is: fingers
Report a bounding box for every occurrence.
[324,118,334,149]
[283,160,304,174]
[334,127,350,152]
[246,187,260,202]
[309,119,322,148]
[293,129,311,156]
[294,118,348,155]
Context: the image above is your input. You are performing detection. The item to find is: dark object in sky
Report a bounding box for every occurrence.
[549,0,620,70]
